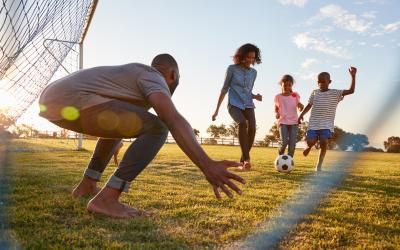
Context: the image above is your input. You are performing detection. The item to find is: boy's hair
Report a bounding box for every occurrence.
[318,72,331,79]
[280,74,295,84]
[233,43,262,65]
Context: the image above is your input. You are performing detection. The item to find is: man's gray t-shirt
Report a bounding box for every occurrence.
[39,63,171,121]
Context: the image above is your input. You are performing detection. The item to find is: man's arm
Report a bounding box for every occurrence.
[342,67,357,96]
[298,103,312,124]
[148,92,245,199]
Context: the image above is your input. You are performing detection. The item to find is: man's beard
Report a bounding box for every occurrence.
[169,80,179,95]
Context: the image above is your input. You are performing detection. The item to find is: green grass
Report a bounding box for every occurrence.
[4,140,400,249]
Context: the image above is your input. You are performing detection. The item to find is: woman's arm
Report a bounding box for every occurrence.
[212,91,227,121]
[212,66,233,121]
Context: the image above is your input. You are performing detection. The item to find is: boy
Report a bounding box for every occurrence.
[298,67,357,171]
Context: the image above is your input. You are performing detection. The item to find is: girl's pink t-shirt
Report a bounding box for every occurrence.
[274,92,300,125]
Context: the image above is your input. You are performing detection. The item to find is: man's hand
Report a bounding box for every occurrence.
[349,66,357,77]
[212,111,218,121]
[202,160,245,199]
[253,93,262,102]
[275,112,280,119]
[147,92,246,199]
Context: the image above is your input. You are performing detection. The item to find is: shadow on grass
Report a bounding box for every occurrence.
[7,152,193,249]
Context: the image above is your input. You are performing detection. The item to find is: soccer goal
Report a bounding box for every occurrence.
[0,0,98,150]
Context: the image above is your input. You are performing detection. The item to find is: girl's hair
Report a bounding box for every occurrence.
[233,43,262,65]
[279,74,295,85]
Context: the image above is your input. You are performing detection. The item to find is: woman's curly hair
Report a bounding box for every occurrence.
[233,43,262,65]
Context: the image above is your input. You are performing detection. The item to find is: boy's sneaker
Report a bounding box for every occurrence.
[315,165,322,172]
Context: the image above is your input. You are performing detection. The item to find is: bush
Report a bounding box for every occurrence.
[362,147,384,152]
[387,145,400,153]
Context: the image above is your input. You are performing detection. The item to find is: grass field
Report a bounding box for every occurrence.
[3,138,400,249]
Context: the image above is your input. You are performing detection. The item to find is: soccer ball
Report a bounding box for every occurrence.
[274,154,294,173]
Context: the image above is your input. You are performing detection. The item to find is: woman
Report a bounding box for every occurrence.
[212,43,262,171]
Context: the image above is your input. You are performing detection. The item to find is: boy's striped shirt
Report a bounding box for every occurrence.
[308,89,344,132]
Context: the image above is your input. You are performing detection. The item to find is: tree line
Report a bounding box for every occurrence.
[200,121,399,153]
[1,108,399,152]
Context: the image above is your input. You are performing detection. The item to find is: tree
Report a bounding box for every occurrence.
[363,146,384,153]
[0,108,16,130]
[206,124,228,139]
[227,122,239,138]
[13,124,39,138]
[265,122,308,146]
[384,136,400,153]
[193,128,200,137]
[350,134,369,152]
[262,134,277,147]
[333,126,369,152]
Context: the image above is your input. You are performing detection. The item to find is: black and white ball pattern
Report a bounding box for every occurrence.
[275,154,294,173]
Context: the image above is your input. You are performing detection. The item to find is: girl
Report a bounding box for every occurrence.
[274,74,304,157]
[212,43,262,171]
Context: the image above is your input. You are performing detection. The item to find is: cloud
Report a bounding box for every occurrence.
[301,58,319,68]
[293,33,350,59]
[372,43,384,48]
[298,72,317,81]
[278,0,308,7]
[361,11,377,20]
[332,64,342,68]
[383,21,400,32]
[319,4,372,33]
[358,41,367,45]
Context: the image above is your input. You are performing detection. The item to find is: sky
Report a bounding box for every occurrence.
[16,0,400,148]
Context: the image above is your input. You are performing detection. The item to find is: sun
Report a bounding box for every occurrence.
[0,80,18,109]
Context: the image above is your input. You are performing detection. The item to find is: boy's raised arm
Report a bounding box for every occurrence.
[342,66,357,96]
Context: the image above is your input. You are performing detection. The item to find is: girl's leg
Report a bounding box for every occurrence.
[278,124,289,155]
[288,125,298,157]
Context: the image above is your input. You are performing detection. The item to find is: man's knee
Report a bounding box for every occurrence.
[153,119,169,137]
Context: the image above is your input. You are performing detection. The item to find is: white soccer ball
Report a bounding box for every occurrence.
[274,154,294,173]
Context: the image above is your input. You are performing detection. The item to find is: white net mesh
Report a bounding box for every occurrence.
[0,0,97,119]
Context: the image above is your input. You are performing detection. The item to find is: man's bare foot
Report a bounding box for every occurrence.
[72,177,100,198]
[303,147,311,157]
[87,187,149,218]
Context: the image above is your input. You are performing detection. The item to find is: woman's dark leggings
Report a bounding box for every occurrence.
[228,105,256,162]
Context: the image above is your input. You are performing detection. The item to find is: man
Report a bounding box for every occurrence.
[39,54,245,218]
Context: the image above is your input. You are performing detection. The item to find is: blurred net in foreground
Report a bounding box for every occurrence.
[0,0,98,119]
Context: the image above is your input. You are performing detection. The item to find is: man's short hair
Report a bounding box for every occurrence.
[151,54,178,70]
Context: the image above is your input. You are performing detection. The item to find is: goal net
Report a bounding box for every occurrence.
[0,0,98,119]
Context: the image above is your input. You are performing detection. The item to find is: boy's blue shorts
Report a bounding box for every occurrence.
[306,129,332,140]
